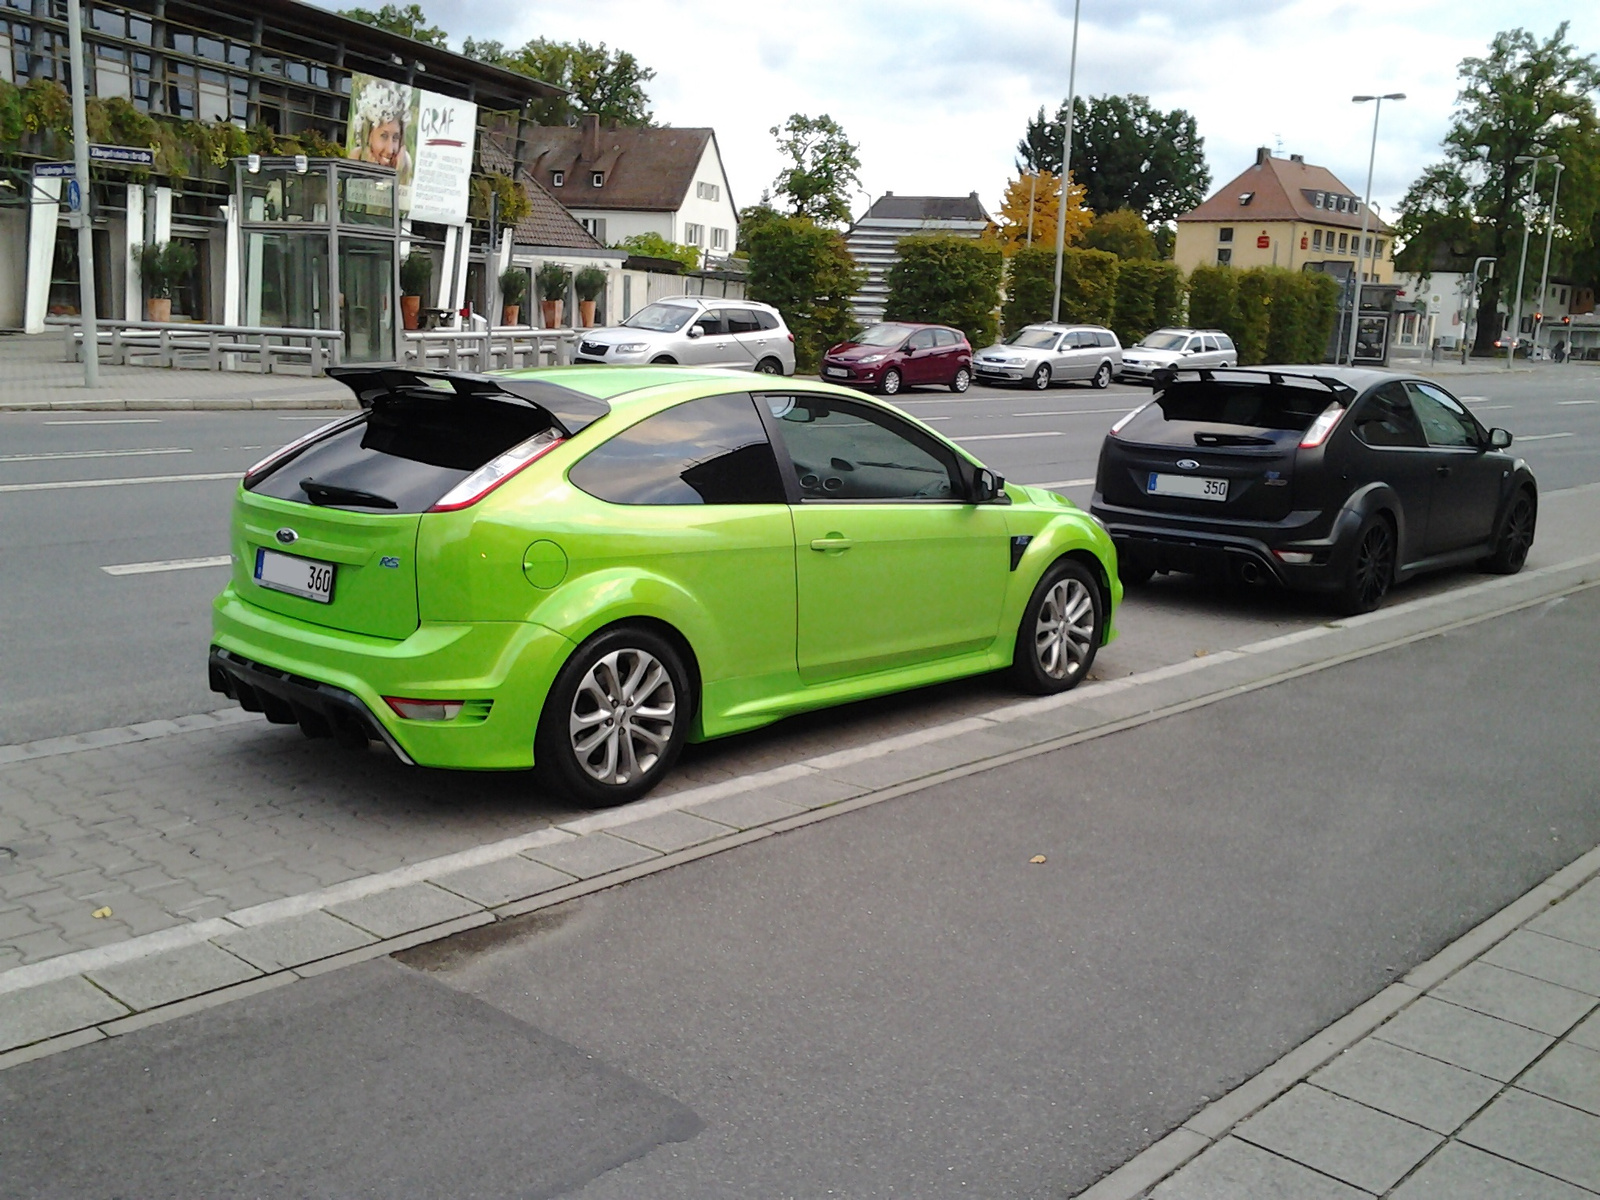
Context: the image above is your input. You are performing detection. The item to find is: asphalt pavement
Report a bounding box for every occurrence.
[5,575,1596,1198]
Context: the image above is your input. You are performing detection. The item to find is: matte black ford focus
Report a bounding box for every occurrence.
[1090,367,1538,614]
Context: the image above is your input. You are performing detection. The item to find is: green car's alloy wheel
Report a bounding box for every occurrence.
[537,626,692,806]
[1011,559,1102,694]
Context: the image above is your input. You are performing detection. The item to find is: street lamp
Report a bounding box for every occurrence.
[1345,93,1404,367]
[1050,0,1082,323]
[66,0,96,387]
[1507,153,1558,370]
[1534,160,1565,357]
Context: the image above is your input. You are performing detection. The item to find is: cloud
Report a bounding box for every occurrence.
[341,0,1600,224]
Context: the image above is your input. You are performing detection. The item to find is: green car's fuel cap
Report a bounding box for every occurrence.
[521,540,568,589]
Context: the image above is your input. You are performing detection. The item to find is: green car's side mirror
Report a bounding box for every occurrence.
[972,468,1004,502]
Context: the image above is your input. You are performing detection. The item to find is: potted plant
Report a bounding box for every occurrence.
[134,240,197,322]
[499,267,528,326]
[574,267,606,328]
[536,262,570,329]
[399,251,433,330]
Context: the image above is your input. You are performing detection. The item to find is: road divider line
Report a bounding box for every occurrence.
[0,447,191,463]
[957,431,1065,441]
[42,418,163,425]
[1025,478,1096,489]
[1015,408,1129,417]
[102,556,231,576]
[0,471,240,493]
[1517,432,1574,441]
[1556,400,1598,406]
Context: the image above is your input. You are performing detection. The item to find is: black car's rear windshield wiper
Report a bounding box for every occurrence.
[299,477,399,508]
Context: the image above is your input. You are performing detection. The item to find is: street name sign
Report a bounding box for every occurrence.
[90,144,155,167]
[32,161,77,178]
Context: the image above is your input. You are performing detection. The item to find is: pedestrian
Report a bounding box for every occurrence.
[1553,340,1567,364]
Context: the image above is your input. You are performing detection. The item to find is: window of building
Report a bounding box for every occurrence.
[591,171,604,187]
[551,170,564,187]
[1338,232,1348,252]
[0,29,10,83]
[94,43,130,98]
[1374,239,1384,258]
[1314,192,1325,209]
[1218,227,1234,243]
[696,181,720,201]
[1217,248,1232,266]
[710,227,728,251]
[1239,191,1254,206]
[684,222,704,246]
[569,393,786,506]
[1312,229,1322,250]
[580,216,607,243]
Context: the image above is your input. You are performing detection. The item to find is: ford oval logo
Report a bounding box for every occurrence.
[1176,459,1200,470]
[275,528,298,545]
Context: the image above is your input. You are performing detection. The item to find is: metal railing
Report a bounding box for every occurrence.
[54,318,345,375]
[402,326,579,372]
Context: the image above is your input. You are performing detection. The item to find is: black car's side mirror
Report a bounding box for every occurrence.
[1489,427,1513,449]
[972,468,1005,502]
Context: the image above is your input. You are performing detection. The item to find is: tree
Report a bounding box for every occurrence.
[736,200,784,254]
[1003,246,1117,332]
[770,114,861,226]
[1111,259,1184,345]
[1084,208,1157,260]
[995,170,1091,254]
[337,4,448,47]
[1017,94,1210,225]
[462,38,655,127]
[1395,24,1600,355]
[884,236,1004,349]
[745,217,864,371]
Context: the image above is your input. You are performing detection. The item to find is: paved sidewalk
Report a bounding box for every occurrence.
[0,332,350,410]
[1076,858,1600,1199]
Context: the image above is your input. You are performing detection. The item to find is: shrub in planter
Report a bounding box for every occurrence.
[134,240,197,322]
[536,262,571,329]
[574,267,606,328]
[399,251,432,330]
[499,267,528,326]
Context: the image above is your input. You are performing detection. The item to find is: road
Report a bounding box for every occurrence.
[5,578,1597,1197]
[2,367,1596,748]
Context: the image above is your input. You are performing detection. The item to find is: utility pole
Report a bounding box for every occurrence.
[1508,154,1557,371]
[1346,93,1404,366]
[1533,161,1564,356]
[1050,0,1081,324]
[67,0,97,386]
[1026,172,1037,246]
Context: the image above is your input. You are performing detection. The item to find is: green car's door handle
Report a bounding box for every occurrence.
[809,536,854,552]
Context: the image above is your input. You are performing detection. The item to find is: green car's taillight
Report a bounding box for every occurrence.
[427,428,565,513]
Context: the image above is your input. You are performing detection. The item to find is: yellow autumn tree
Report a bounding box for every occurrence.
[996,170,1091,255]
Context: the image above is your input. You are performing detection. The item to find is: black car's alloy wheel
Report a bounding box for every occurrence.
[1339,516,1395,615]
[881,368,903,396]
[1031,364,1051,390]
[536,625,692,806]
[1010,559,1103,694]
[1482,491,1535,575]
[950,366,971,393]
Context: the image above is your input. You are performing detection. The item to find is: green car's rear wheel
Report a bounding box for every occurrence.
[1009,559,1102,694]
[536,625,692,806]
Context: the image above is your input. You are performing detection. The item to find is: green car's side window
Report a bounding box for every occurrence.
[568,392,787,506]
[763,394,961,502]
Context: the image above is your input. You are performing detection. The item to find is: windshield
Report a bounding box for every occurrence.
[623,302,695,333]
[1139,332,1190,350]
[1005,328,1059,349]
[853,324,913,347]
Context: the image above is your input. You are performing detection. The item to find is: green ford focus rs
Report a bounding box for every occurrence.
[210,366,1121,805]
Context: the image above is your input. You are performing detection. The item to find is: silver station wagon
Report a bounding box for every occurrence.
[1117,328,1237,385]
[973,324,1122,390]
[574,297,796,375]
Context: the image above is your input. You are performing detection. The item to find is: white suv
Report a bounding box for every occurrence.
[1116,329,1237,384]
[574,297,795,375]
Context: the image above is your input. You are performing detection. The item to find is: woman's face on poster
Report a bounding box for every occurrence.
[366,118,403,167]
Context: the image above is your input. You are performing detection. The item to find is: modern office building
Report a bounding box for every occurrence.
[844,192,993,325]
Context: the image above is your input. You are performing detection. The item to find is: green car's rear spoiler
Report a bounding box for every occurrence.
[327,367,611,437]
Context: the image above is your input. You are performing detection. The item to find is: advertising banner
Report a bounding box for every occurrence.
[345,73,477,226]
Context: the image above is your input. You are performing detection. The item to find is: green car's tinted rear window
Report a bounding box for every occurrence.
[249,392,557,512]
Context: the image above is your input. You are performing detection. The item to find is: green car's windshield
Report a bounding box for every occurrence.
[1006,328,1059,349]
[623,303,695,333]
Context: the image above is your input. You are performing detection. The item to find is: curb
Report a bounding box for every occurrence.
[1070,840,1600,1199]
[0,397,354,412]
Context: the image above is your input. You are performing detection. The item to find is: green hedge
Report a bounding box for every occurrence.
[884,235,1003,349]
[1185,265,1340,365]
[1112,259,1184,346]
[1002,246,1118,335]
[746,216,864,373]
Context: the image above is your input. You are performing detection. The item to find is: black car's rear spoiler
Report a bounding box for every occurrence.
[1150,366,1358,403]
[327,367,611,437]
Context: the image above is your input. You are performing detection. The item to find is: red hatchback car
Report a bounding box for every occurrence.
[821,323,973,395]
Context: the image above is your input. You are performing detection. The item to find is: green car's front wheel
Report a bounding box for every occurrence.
[536,625,692,806]
[1009,560,1103,694]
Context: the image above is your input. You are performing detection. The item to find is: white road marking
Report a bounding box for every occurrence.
[102,555,231,576]
[1556,400,1598,405]
[42,418,163,425]
[1025,477,1096,489]
[956,431,1065,441]
[1517,432,1575,442]
[0,471,239,493]
[0,447,190,463]
[1015,408,1129,416]
[278,415,338,420]
[1473,405,1513,410]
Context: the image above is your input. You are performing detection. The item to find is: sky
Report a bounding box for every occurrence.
[409,0,1600,227]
